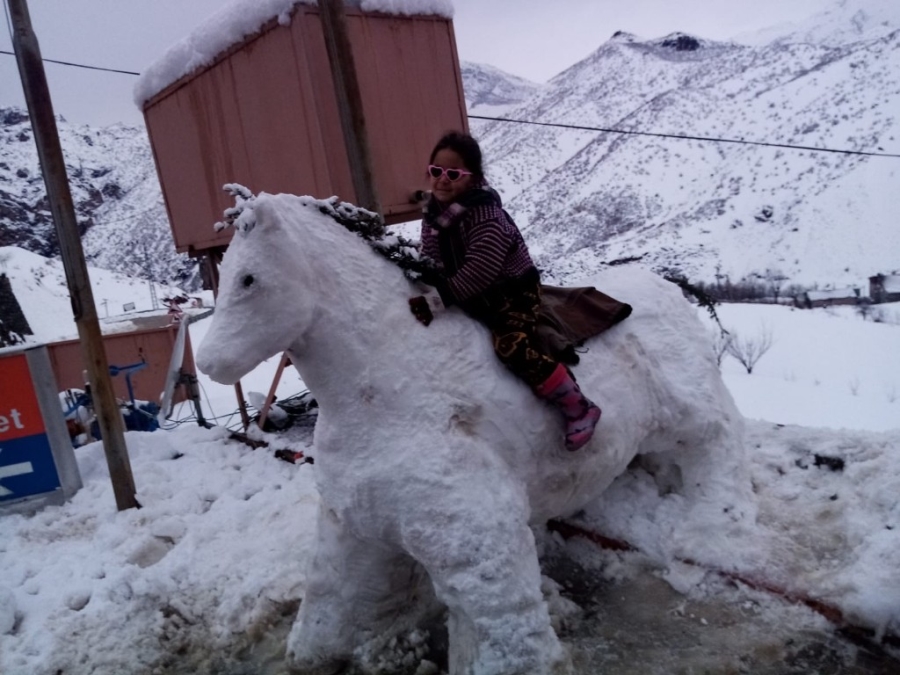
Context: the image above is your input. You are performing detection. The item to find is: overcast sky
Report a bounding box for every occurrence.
[0,0,834,127]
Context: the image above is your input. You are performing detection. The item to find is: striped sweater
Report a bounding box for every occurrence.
[420,188,535,305]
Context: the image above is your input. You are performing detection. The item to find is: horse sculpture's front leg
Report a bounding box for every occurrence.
[401,477,572,675]
[286,504,433,674]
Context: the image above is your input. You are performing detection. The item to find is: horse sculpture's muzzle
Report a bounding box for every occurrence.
[196,342,245,385]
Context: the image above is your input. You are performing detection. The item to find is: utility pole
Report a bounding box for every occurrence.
[9,0,138,510]
[318,0,383,219]
[141,235,159,310]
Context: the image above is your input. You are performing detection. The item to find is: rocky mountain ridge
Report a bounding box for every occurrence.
[0,108,199,289]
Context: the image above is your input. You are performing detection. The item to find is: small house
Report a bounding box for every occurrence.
[869,273,900,304]
[797,287,861,309]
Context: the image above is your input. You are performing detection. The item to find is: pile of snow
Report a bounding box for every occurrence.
[0,427,319,674]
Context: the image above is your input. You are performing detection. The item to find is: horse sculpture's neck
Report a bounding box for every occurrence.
[273,199,459,418]
[291,245,410,406]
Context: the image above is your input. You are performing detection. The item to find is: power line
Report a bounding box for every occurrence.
[0,49,139,76]
[468,114,900,159]
[2,33,896,160]
[2,0,138,76]
[2,0,12,44]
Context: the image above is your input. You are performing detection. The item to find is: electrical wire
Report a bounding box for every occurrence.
[0,48,140,76]
[3,37,896,159]
[197,377,218,422]
[1,0,896,160]
[2,0,13,45]
[468,114,900,159]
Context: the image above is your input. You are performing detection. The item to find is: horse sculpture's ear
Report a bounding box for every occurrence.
[215,183,258,233]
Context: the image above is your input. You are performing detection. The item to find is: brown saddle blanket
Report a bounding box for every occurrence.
[537,285,633,365]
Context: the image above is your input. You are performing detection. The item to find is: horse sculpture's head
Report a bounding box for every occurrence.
[196,188,324,384]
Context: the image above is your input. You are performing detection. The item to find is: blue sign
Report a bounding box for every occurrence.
[0,434,62,502]
[1,350,79,509]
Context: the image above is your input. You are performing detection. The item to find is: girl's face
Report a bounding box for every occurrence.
[429,148,475,204]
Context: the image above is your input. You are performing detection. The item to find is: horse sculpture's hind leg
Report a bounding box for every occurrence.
[286,504,435,675]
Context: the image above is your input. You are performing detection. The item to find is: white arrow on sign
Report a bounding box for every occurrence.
[0,461,35,497]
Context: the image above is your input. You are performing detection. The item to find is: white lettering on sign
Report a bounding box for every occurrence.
[0,409,25,434]
[0,460,35,497]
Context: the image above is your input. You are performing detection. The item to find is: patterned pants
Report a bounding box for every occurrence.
[475,276,559,389]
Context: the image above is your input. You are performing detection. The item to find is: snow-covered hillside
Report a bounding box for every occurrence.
[0,109,199,290]
[738,0,899,46]
[474,0,900,288]
[0,246,189,343]
[460,60,543,121]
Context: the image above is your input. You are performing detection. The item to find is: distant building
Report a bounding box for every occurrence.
[869,273,900,304]
[797,287,861,309]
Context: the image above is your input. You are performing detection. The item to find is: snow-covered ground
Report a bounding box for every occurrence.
[1,287,898,674]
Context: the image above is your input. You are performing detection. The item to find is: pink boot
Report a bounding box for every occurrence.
[535,364,602,451]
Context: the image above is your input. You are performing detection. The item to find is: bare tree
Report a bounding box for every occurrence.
[856,299,873,321]
[765,269,788,304]
[726,327,774,374]
[710,328,732,368]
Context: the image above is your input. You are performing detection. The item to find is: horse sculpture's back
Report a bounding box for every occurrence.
[196,192,751,675]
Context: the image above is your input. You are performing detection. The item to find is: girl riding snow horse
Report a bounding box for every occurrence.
[410,131,609,451]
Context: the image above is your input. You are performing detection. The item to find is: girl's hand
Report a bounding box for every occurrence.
[409,289,444,326]
[409,296,433,326]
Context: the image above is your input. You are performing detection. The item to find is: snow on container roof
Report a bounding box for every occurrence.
[134,0,454,107]
[806,288,859,301]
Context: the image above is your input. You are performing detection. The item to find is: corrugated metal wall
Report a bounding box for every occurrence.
[144,5,468,254]
[47,324,195,405]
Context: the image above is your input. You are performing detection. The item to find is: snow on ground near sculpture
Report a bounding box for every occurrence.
[1,292,898,673]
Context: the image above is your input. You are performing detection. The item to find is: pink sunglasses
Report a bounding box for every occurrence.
[427,164,472,182]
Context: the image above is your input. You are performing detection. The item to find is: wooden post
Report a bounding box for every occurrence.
[317,0,383,218]
[257,353,291,430]
[8,0,138,510]
[234,380,251,430]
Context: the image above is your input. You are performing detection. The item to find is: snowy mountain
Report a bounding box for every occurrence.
[1,0,897,292]
[737,0,898,47]
[475,0,900,288]
[460,60,543,120]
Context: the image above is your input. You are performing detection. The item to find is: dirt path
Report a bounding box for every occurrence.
[546,550,898,675]
[169,549,897,675]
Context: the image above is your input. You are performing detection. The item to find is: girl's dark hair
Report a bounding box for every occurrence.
[429,131,484,180]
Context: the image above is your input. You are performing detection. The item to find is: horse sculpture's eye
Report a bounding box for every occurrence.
[243,274,255,288]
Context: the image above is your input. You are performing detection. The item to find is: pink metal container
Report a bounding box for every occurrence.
[47,321,196,405]
[142,4,468,255]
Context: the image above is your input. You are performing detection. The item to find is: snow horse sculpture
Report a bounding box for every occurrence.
[196,189,751,675]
